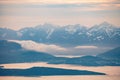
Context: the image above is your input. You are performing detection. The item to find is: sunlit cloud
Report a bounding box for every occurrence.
[75,46,98,49]
[8,40,113,56]
[9,40,67,53]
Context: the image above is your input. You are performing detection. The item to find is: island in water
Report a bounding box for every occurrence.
[0,67,105,76]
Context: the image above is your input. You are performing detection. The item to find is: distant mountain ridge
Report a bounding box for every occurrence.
[0,40,120,66]
[0,22,120,46]
[97,47,120,60]
[49,47,120,66]
[0,40,55,64]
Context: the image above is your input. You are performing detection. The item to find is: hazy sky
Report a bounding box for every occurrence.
[0,0,120,30]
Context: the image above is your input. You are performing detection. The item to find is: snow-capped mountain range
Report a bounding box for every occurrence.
[0,22,120,46]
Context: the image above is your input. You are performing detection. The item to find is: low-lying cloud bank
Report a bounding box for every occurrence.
[75,46,98,49]
[9,40,67,53]
[9,40,113,57]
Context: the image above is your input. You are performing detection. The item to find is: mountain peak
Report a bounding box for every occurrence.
[98,22,113,28]
[43,23,59,28]
[100,21,110,25]
[90,21,116,30]
[43,23,54,26]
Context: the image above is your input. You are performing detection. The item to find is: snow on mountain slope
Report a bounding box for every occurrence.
[0,22,120,46]
[46,28,55,39]
[88,22,120,38]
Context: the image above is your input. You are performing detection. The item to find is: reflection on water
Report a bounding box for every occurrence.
[0,62,120,80]
[0,76,120,80]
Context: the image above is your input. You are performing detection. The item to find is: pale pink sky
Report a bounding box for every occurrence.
[0,0,120,30]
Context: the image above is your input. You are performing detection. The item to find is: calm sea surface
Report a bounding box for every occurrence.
[0,62,120,80]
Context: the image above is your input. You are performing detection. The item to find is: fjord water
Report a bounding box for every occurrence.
[0,62,120,80]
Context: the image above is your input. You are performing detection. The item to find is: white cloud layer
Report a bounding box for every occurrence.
[10,40,67,53]
[9,40,113,57]
[75,46,98,49]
